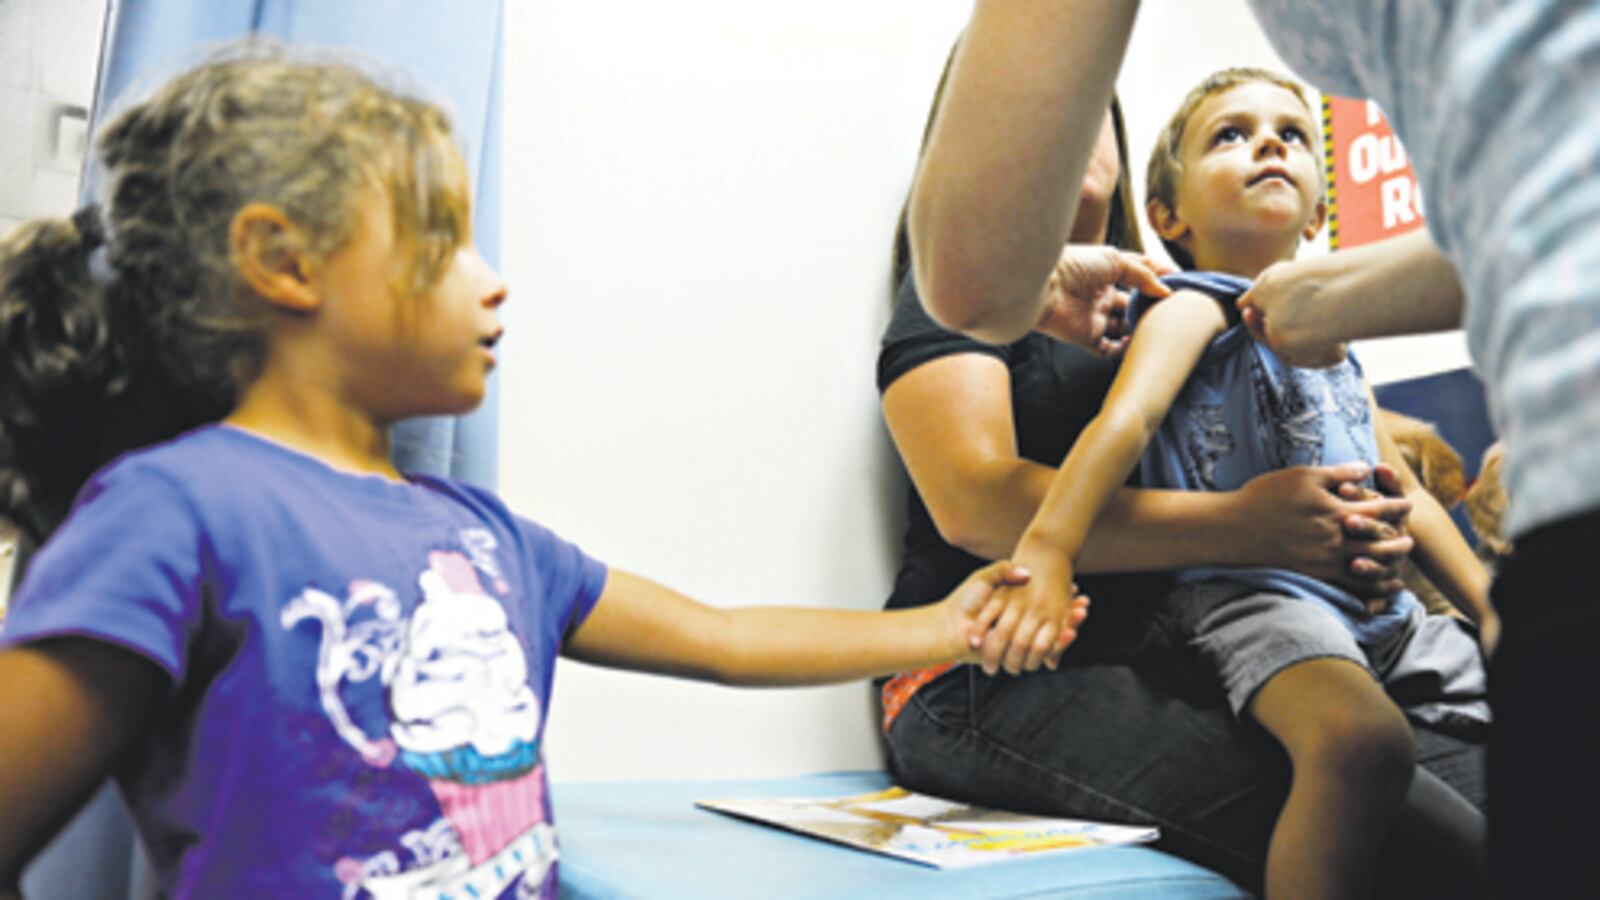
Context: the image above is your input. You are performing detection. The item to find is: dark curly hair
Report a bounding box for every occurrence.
[0,41,469,545]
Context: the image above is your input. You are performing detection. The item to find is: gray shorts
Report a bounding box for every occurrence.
[1161,580,1491,734]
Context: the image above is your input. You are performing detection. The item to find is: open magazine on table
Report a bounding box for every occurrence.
[696,785,1158,870]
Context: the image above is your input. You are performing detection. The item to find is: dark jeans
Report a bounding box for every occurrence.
[1489,508,1600,898]
[886,660,1488,897]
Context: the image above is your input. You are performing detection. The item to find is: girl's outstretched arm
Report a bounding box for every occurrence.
[560,561,1071,685]
[0,639,165,894]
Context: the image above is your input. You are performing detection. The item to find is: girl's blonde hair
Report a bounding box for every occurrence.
[0,41,469,542]
[1145,67,1320,270]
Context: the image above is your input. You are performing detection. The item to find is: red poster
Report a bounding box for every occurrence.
[1322,96,1425,250]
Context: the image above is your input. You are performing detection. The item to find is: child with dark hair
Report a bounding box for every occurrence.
[981,68,1496,900]
[0,43,1061,899]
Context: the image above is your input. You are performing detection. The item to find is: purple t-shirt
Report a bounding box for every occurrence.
[1,425,608,898]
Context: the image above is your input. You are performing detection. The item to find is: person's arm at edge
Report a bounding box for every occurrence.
[0,639,166,895]
[1015,291,1227,565]
[561,562,1081,685]
[909,0,1141,342]
[1239,230,1466,366]
[1368,387,1498,649]
[882,356,1413,593]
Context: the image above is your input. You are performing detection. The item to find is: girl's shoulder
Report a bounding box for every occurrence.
[76,425,248,507]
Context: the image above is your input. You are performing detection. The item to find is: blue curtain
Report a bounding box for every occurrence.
[88,0,505,487]
[24,4,504,896]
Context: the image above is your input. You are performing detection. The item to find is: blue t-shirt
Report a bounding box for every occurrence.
[1128,272,1419,647]
[0,425,608,899]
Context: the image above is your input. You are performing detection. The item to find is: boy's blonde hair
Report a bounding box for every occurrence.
[1145,67,1321,270]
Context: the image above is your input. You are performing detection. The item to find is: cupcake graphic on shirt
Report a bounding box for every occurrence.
[387,551,546,865]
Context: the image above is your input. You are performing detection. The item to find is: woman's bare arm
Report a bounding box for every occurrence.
[882,353,1413,593]
[909,0,1142,342]
[561,563,1073,684]
[1239,230,1466,366]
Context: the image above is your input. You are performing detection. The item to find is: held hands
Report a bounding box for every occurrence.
[1234,462,1414,600]
[970,542,1090,676]
[1331,470,1414,615]
[1035,245,1172,357]
[939,560,1036,659]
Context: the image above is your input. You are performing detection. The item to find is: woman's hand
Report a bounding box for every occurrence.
[1237,257,1350,367]
[1232,462,1414,598]
[1239,230,1467,367]
[1034,246,1171,357]
[971,541,1091,676]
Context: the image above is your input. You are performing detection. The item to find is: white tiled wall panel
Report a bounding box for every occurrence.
[0,0,105,223]
[0,0,104,608]
[0,0,34,89]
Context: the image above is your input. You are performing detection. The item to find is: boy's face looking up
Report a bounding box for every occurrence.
[1148,80,1326,278]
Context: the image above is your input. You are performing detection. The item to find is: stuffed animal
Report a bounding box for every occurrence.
[1381,409,1467,510]
[1464,441,1512,571]
[1377,409,1468,618]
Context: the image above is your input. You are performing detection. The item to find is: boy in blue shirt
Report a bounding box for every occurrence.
[979,68,1496,900]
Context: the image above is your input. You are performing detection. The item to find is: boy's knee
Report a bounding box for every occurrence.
[1302,701,1416,798]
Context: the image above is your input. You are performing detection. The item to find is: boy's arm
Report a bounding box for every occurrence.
[980,291,1229,674]
[883,355,1412,592]
[560,562,1076,685]
[909,0,1140,342]
[1368,389,1498,645]
[0,640,165,892]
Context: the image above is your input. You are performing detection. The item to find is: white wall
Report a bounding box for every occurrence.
[0,0,101,238]
[0,0,103,613]
[499,0,972,781]
[498,1,1470,784]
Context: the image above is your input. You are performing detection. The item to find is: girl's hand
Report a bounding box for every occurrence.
[1034,246,1171,357]
[940,560,1036,657]
[971,543,1090,676]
